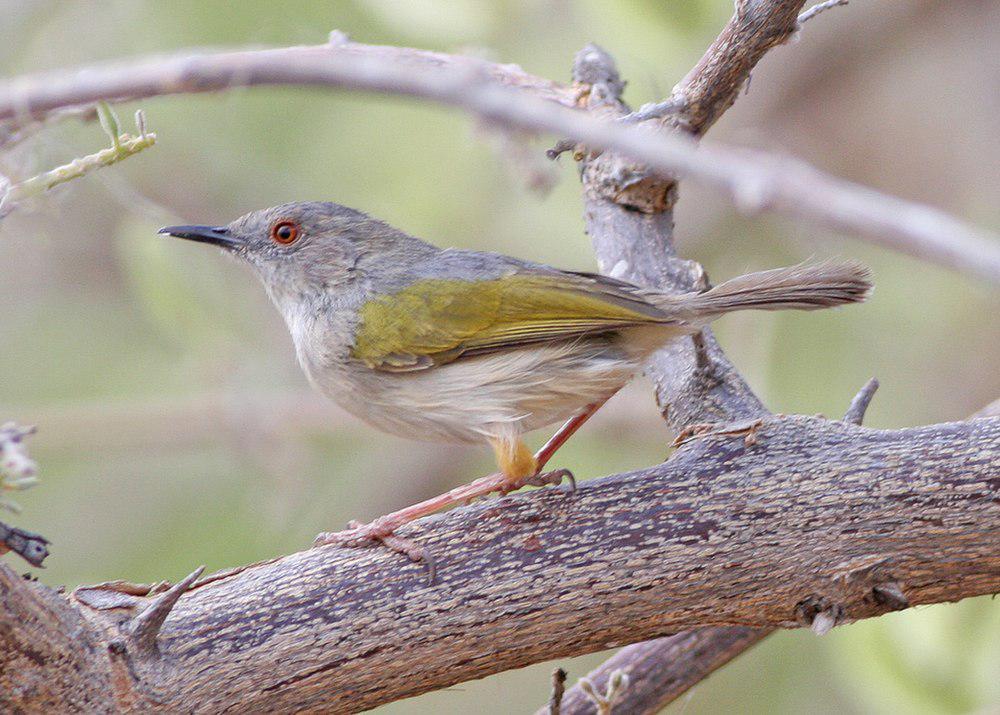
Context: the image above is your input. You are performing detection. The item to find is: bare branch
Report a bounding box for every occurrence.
[0,565,119,712]
[550,629,767,715]
[1,8,994,712]
[569,32,772,713]
[548,668,567,715]
[2,415,996,712]
[843,377,880,425]
[669,0,805,136]
[798,0,850,25]
[564,1,855,708]
[0,523,49,567]
[1,42,998,281]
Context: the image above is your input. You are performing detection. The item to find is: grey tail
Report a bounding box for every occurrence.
[672,260,872,320]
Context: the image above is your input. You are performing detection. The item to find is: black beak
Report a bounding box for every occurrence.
[158,225,239,249]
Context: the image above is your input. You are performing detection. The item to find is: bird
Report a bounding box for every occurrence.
[160,201,871,553]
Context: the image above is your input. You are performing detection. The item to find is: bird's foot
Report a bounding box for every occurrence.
[498,467,576,495]
[314,517,436,584]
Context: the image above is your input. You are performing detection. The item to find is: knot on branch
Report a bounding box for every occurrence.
[571,44,625,106]
[566,43,677,213]
[795,595,844,636]
[870,581,909,611]
[581,158,676,213]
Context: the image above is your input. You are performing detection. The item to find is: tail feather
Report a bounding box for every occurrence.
[671,260,872,320]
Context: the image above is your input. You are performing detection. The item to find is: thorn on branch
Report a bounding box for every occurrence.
[843,377,879,425]
[127,565,204,655]
[548,667,567,715]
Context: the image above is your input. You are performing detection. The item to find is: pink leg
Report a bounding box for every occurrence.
[534,395,612,472]
[313,392,619,567]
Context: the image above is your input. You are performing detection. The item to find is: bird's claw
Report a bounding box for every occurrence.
[499,467,576,495]
[525,468,576,491]
[313,518,437,584]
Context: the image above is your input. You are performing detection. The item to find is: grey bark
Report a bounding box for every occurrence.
[2,415,997,713]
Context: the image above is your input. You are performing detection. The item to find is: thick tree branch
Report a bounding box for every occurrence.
[561,1,841,709]
[1,415,997,712]
[1,41,998,282]
[670,0,805,135]
[568,21,776,708]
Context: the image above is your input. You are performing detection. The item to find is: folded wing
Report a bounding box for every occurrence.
[352,268,675,372]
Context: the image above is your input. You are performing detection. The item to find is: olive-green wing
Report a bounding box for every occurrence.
[351,269,674,372]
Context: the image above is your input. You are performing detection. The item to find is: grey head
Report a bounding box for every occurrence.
[159,201,439,310]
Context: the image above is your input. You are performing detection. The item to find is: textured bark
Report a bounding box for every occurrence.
[548,628,768,715]
[671,0,806,136]
[567,28,774,712]
[2,415,997,713]
[559,2,822,710]
[0,568,118,712]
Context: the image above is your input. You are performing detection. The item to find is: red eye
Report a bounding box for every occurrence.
[271,221,300,244]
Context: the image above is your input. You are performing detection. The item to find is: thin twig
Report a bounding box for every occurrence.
[843,377,879,425]
[798,0,849,25]
[0,43,998,281]
[548,668,567,715]
[0,522,49,567]
[0,108,156,218]
[619,97,686,123]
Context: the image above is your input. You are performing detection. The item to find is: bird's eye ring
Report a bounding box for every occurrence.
[270,220,300,244]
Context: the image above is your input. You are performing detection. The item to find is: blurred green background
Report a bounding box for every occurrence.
[1,1,998,713]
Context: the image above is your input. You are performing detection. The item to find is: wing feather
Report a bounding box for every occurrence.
[352,268,674,372]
